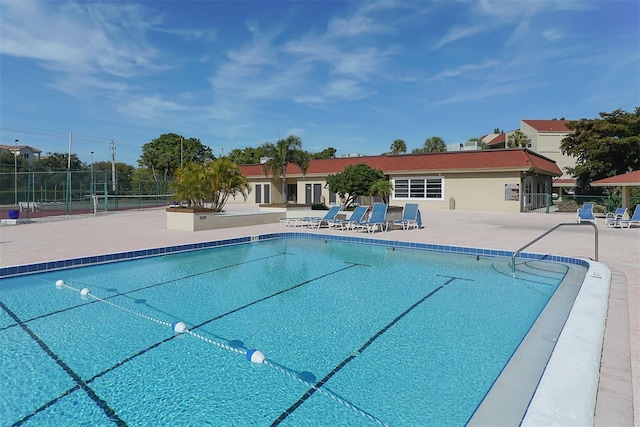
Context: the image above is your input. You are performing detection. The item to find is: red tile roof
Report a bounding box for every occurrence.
[486,133,506,146]
[522,120,571,132]
[591,170,640,186]
[239,149,562,178]
[0,144,42,153]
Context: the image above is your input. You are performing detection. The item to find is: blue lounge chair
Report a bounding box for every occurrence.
[391,203,421,230]
[604,207,628,228]
[353,203,388,233]
[304,205,342,228]
[615,205,640,229]
[576,203,596,224]
[327,205,369,230]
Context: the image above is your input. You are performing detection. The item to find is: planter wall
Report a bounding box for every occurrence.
[166,208,281,232]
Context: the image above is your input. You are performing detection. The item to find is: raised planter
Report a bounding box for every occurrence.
[386,205,403,221]
[166,207,281,231]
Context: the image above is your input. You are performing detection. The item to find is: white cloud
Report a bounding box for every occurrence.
[433,24,486,50]
[543,28,563,42]
[428,60,501,82]
[0,2,163,78]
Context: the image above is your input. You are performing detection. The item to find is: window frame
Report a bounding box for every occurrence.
[392,176,444,201]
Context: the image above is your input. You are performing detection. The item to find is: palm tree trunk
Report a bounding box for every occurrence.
[281,162,287,204]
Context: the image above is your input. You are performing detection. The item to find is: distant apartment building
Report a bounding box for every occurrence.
[483,120,576,191]
[0,144,42,165]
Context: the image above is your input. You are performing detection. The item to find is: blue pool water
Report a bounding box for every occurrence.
[0,236,585,426]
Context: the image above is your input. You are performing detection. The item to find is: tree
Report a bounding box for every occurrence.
[260,135,310,204]
[413,136,446,153]
[171,158,250,211]
[34,152,85,171]
[369,179,393,204]
[310,147,337,160]
[172,162,208,207]
[561,108,640,189]
[325,163,384,208]
[138,133,214,181]
[506,130,531,148]
[390,139,407,154]
[207,158,251,211]
[226,146,268,165]
[93,161,135,194]
[0,150,28,172]
[493,128,503,134]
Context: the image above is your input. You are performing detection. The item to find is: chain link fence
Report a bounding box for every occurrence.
[1,170,174,217]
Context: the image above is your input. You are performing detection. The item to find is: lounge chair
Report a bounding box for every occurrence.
[352,203,388,233]
[391,203,421,230]
[576,203,596,224]
[304,205,342,228]
[327,206,369,230]
[615,205,640,229]
[604,207,628,228]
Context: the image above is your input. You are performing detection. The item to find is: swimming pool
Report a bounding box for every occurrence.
[0,234,592,426]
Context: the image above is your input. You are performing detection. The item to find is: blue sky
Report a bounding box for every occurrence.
[1,0,638,166]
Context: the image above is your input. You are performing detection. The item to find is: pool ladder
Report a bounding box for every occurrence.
[511,222,598,274]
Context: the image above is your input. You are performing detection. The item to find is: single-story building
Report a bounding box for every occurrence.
[234,148,562,213]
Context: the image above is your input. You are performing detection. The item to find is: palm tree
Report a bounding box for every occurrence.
[369,179,393,204]
[207,158,251,212]
[172,162,208,207]
[390,139,407,154]
[261,135,309,204]
[507,130,531,148]
[172,159,250,211]
[423,136,446,152]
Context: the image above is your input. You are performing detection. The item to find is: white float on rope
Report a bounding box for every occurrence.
[172,321,187,334]
[246,349,266,364]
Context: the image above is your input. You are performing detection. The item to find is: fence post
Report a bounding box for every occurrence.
[104,170,108,212]
[546,194,551,214]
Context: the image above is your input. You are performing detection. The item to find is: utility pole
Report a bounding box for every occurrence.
[180,136,183,168]
[111,140,116,192]
[90,151,95,196]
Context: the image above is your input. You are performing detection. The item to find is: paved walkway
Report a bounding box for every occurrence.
[1,206,637,426]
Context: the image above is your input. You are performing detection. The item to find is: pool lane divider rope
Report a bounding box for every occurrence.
[54,279,386,426]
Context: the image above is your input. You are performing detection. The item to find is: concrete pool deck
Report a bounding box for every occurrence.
[0,205,637,426]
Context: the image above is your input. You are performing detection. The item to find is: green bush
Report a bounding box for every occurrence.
[311,202,329,210]
[556,199,579,212]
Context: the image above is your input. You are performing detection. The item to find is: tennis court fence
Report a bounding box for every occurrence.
[0,170,175,214]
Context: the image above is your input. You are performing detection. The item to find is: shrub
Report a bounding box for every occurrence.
[556,199,579,212]
[311,202,329,210]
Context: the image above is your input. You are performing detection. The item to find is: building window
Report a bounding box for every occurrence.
[255,184,262,203]
[263,184,270,204]
[393,177,443,200]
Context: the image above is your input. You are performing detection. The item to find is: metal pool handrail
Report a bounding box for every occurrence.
[511,222,598,274]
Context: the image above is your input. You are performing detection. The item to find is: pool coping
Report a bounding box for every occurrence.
[0,231,609,426]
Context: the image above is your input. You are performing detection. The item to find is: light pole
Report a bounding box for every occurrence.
[91,151,94,196]
[14,139,18,205]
